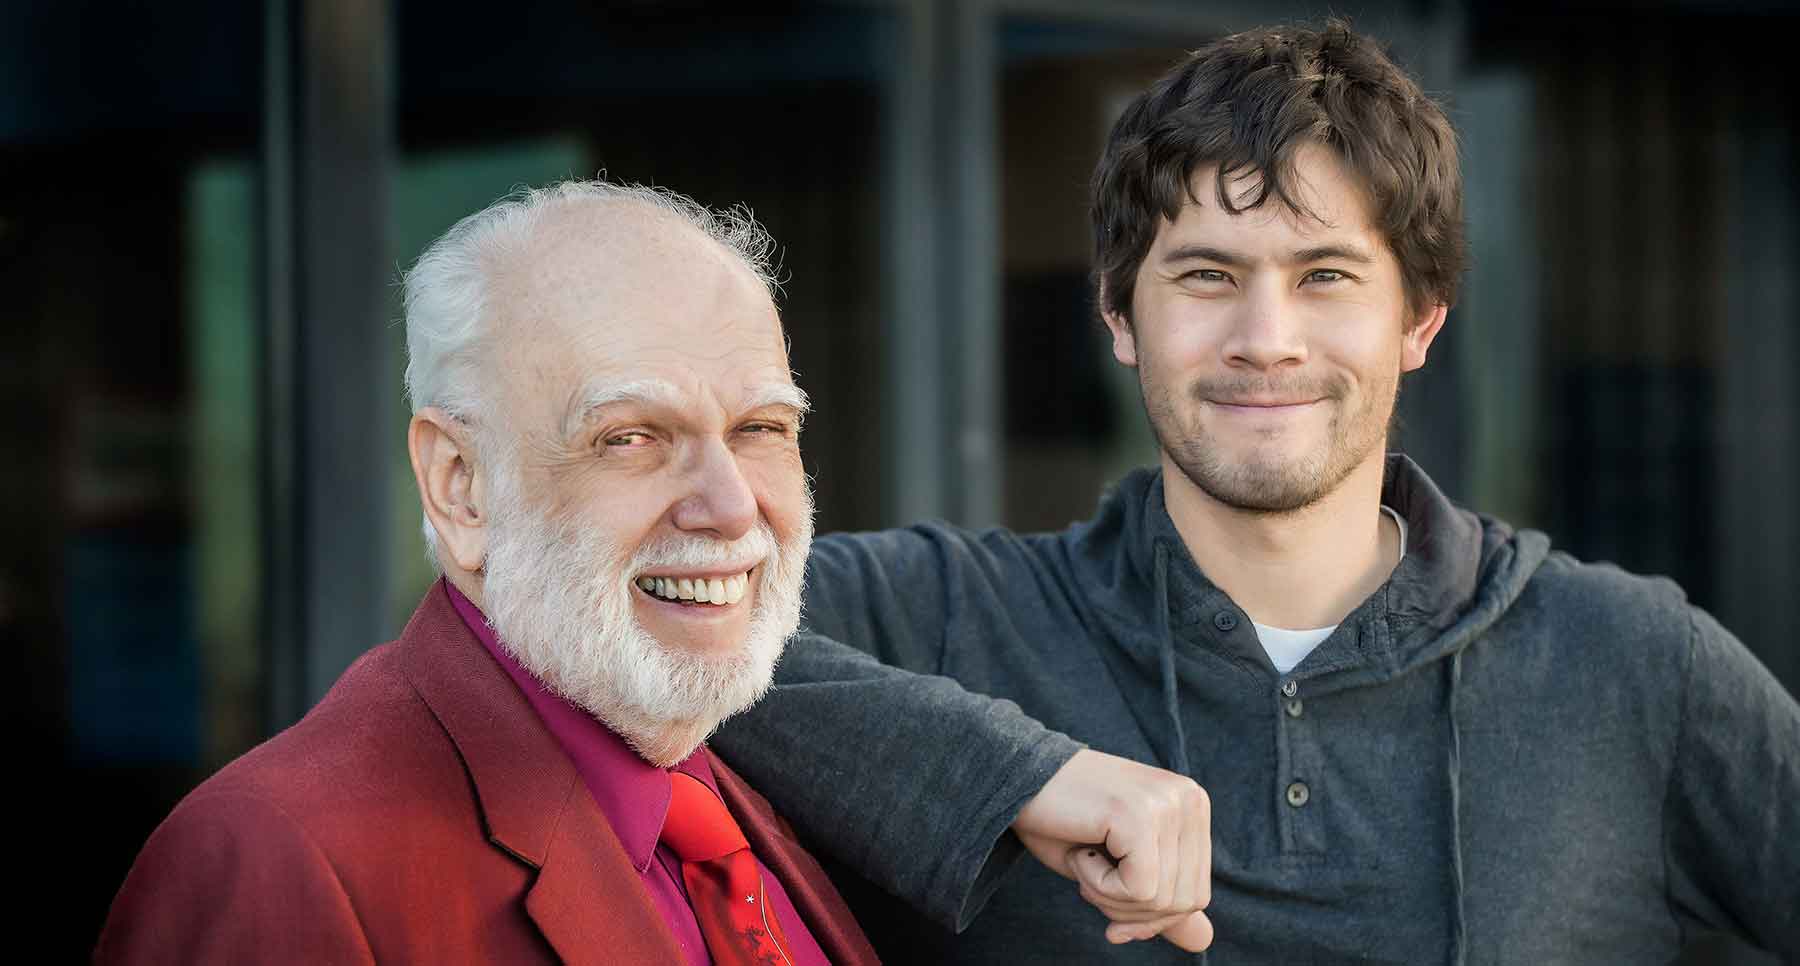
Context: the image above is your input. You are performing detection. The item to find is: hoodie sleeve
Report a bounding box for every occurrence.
[711,526,1084,932]
[1662,605,1800,958]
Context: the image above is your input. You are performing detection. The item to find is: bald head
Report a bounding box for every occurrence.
[482,198,790,465]
[400,179,785,566]
[403,180,780,425]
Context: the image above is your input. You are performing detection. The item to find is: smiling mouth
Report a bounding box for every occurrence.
[1211,399,1321,410]
[635,570,753,606]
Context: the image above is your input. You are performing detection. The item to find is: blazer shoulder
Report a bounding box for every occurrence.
[98,781,377,964]
[185,640,475,853]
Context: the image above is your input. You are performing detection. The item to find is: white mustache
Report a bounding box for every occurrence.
[627,525,776,574]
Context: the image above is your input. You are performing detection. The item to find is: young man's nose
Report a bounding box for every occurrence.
[1221,282,1308,370]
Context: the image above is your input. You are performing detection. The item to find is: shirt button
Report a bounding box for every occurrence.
[1281,679,1298,697]
[1286,781,1311,807]
[1284,697,1304,718]
[1213,610,1239,632]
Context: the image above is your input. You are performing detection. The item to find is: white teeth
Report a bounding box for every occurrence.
[638,570,753,605]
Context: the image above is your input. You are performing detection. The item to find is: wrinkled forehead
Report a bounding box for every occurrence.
[484,201,790,432]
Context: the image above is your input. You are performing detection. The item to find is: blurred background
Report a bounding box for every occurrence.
[5,0,1795,960]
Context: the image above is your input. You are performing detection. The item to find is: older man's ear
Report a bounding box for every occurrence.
[409,407,488,574]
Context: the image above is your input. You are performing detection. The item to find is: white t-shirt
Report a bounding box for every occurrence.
[1252,506,1408,674]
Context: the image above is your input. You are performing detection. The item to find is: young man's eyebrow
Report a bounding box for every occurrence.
[1161,243,1378,268]
[1161,244,1251,267]
[1290,244,1377,265]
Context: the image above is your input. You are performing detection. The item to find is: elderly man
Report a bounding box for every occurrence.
[98,181,1213,964]
[96,182,875,964]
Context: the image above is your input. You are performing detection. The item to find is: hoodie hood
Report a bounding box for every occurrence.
[1063,453,1552,692]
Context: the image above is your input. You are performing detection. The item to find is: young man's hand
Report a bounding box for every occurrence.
[1012,749,1214,951]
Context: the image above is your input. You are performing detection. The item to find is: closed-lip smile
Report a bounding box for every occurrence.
[1208,397,1322,410]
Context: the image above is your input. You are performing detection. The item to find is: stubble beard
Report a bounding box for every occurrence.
[478,454,814,766]
[1140,360,1395,516]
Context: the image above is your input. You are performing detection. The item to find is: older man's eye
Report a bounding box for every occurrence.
[603,431,653,447]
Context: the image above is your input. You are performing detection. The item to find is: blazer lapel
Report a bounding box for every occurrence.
[523,785,686,965]
[708,749,881,965]
[398,581,686,964]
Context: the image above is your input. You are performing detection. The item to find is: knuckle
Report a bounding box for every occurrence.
[1184,779,1210,815]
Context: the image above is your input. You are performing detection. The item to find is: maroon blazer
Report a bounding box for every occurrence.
[96,582,878,965]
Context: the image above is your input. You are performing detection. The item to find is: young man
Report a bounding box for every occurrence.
[712,22,1800,964]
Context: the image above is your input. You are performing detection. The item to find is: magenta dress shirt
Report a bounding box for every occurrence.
[447,582,830,966]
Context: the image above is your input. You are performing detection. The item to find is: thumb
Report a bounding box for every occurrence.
[1159,910,1215,952]
[1066,846,1116,891]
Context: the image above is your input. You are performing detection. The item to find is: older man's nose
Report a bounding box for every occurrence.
[670,440,758,541]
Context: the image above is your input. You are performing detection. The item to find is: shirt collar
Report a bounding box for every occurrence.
[443,578,720,873]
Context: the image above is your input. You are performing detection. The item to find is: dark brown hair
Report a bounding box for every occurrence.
[1093,20,1465,322]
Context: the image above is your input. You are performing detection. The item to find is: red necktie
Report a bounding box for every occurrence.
[660,771,794,966]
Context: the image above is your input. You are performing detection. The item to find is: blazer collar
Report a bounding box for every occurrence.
[396,580,685,964]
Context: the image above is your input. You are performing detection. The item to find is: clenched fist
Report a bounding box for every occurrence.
[1011,749,1213,951]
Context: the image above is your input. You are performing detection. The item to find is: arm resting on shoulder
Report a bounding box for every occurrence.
[714,526,1083,931]
[716,629,1082,931]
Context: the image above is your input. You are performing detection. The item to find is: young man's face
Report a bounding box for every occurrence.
[1103,143,1445,514]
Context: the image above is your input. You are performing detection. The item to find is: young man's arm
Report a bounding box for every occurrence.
[713,526,1212,947]
[1662,606,1800,958]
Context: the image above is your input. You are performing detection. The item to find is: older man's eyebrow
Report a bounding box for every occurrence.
[741,382,811,420]
[563,378,684,438]
[561,379,812,439]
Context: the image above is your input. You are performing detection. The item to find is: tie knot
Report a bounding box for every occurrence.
[661,771,749,862]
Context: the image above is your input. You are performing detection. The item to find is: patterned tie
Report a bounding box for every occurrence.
[660,771,794,966]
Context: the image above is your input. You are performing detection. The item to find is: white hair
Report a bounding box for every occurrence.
[401,179,782,566]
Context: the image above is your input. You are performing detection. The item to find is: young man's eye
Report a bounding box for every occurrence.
[1185,269,1231,283]
[1305,269,1348,284]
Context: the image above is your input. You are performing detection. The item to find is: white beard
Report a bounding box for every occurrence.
[478,465,813,766]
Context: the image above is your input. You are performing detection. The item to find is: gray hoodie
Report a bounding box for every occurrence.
[712,457,1800,964]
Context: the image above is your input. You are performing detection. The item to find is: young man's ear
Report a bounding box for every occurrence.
[1099,283,1140,368]
[408,408,488,573]
[1401,302,1449,373]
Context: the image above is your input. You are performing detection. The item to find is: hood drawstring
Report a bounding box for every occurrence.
[1446,648,1468,965]
[1154,540,1206,965]
[1153,541,1192,778]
